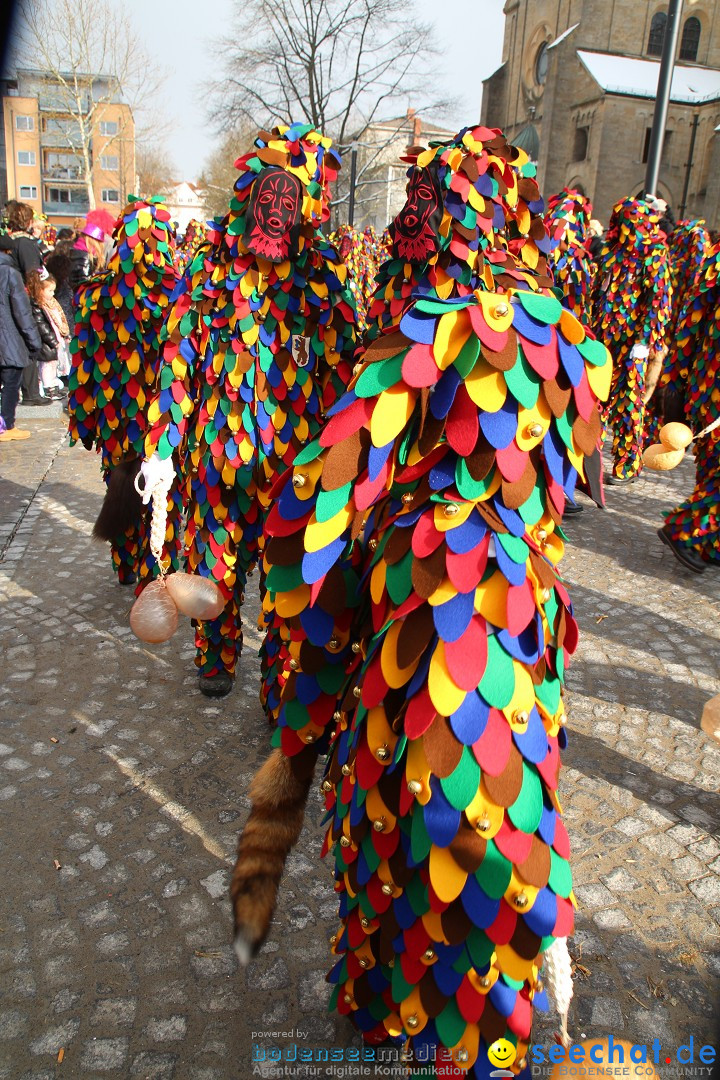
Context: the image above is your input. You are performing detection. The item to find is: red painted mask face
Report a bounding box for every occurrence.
[391,166,443,262]
[245,168,303,261]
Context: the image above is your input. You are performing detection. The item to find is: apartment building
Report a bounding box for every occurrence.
[1,68,135,228]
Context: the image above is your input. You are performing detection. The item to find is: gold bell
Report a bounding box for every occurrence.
[401,493,413,505]
[515,891,529,908]
[340,836,351,848]
[536,528,547,542]
[476,816,491,832]
[406,1014,419,1029]
[360,917,370,929]
[288,658,299,670]
[358,957,369,969]
[527,422,543,438]
[513,710,529,725]
[328,637,340,650]
[381,883,394,896]
[343,993,353,1005]
[330,933,338,946]
[480,976,491,988]
[341,764,352,776]
[292,473,306,488]
[443,503,459,517]
[332,711,342,721]
[257,312,266,323]
[373,818,385,832]
[321,780,333,793]
[304,733,315,743]
[352,686,362,699]
[493,302,509,317]
[353,362,363,375]
[407,780,422,795]
[368,538,378,550]
[422,948,435,962]
[351,641,362,653]
[376,745,390,761]
[541,588,552,602]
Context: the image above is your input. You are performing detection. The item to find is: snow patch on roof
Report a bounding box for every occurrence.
[577,49,720,104]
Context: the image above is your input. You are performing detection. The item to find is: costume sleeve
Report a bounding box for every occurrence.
[643,249,673,354]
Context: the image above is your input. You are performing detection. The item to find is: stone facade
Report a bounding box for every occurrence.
[482,0,720,228]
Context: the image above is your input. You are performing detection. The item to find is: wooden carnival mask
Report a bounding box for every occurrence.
[390,164,443,263]
[244,167,303,261]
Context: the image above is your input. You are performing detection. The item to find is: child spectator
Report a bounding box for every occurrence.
[26,268,68,399]
[0,248,42,440]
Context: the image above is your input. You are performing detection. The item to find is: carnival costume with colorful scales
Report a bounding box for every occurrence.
[590,197,671,481]
[260,125,611,1074]
[67,197,182,584]
[663,238,720,565]
[543,189,594,324]
[144,124,356,693]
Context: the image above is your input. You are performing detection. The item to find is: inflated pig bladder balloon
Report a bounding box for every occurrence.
[164,572,225,620]
[129,579,179,643]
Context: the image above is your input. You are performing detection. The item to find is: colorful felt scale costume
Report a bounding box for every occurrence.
[590,197,671,482]
[67,196,182,584]
[647,220,711,440]
[175,218,207,275]
[144,124,357,695]
[661,238,720,566]
[329,225,392,335]
[245,125,611,1076]
[543,189,594,323]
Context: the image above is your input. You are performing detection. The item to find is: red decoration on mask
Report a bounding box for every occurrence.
[391,166,443,263]
[245,168,303,261]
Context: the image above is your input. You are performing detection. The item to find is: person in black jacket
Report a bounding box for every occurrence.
[26,268,67,400]
[0,201,44,276]
[0,250,43,440]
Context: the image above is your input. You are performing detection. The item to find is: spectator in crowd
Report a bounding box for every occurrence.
[0,201,45,275]
[0,247,43,441]
[69,221,106,290]
[26,267,69,399]
[45,249,75,328]
[588,218,605,260]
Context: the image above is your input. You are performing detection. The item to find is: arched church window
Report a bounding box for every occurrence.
[535,43,549,85]
[679,16,701,61]
[647,12,666,56]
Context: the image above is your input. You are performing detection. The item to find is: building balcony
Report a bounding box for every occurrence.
[43,197,90,216]
[40,131,86,149]
[42,166,84,181]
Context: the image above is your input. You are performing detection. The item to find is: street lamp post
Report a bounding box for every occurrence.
[644,0,684,198]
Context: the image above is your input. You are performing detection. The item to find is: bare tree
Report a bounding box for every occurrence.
[198,127,259,219]
[11,0,167,209]
[213,0,443,150]
[136,144,177,201]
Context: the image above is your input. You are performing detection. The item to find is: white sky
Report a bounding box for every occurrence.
[119,0,507,180]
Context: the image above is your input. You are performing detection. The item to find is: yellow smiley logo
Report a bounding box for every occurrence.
[488,1039,517,1069]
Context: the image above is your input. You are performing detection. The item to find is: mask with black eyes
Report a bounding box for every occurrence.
[244,168,303,261]
[390,165,443,263]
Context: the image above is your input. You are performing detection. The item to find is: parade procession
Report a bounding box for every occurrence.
[0,0,718,1078]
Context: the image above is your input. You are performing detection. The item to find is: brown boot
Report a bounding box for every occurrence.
[0,428,31,441]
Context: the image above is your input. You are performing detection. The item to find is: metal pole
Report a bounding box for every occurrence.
[348,142,357,226]
[678,112,699,217]
[644,0,684,197]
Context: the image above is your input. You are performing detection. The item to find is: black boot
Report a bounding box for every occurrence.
[657,527,705,573]
[198,671,234,697]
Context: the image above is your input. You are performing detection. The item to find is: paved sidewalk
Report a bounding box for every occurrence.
[0,418,718,1080]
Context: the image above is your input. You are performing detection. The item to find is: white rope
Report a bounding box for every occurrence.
[543,936,574,1047]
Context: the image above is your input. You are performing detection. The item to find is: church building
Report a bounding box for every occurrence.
[481,0,720,227]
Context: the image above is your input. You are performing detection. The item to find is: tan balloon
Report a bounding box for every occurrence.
[642,443,686,471]
[164,572,225,620]
[658,422,693,450]
[129,579,179,643]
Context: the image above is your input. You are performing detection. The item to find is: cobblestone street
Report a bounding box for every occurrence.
[0,417,718,1080]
